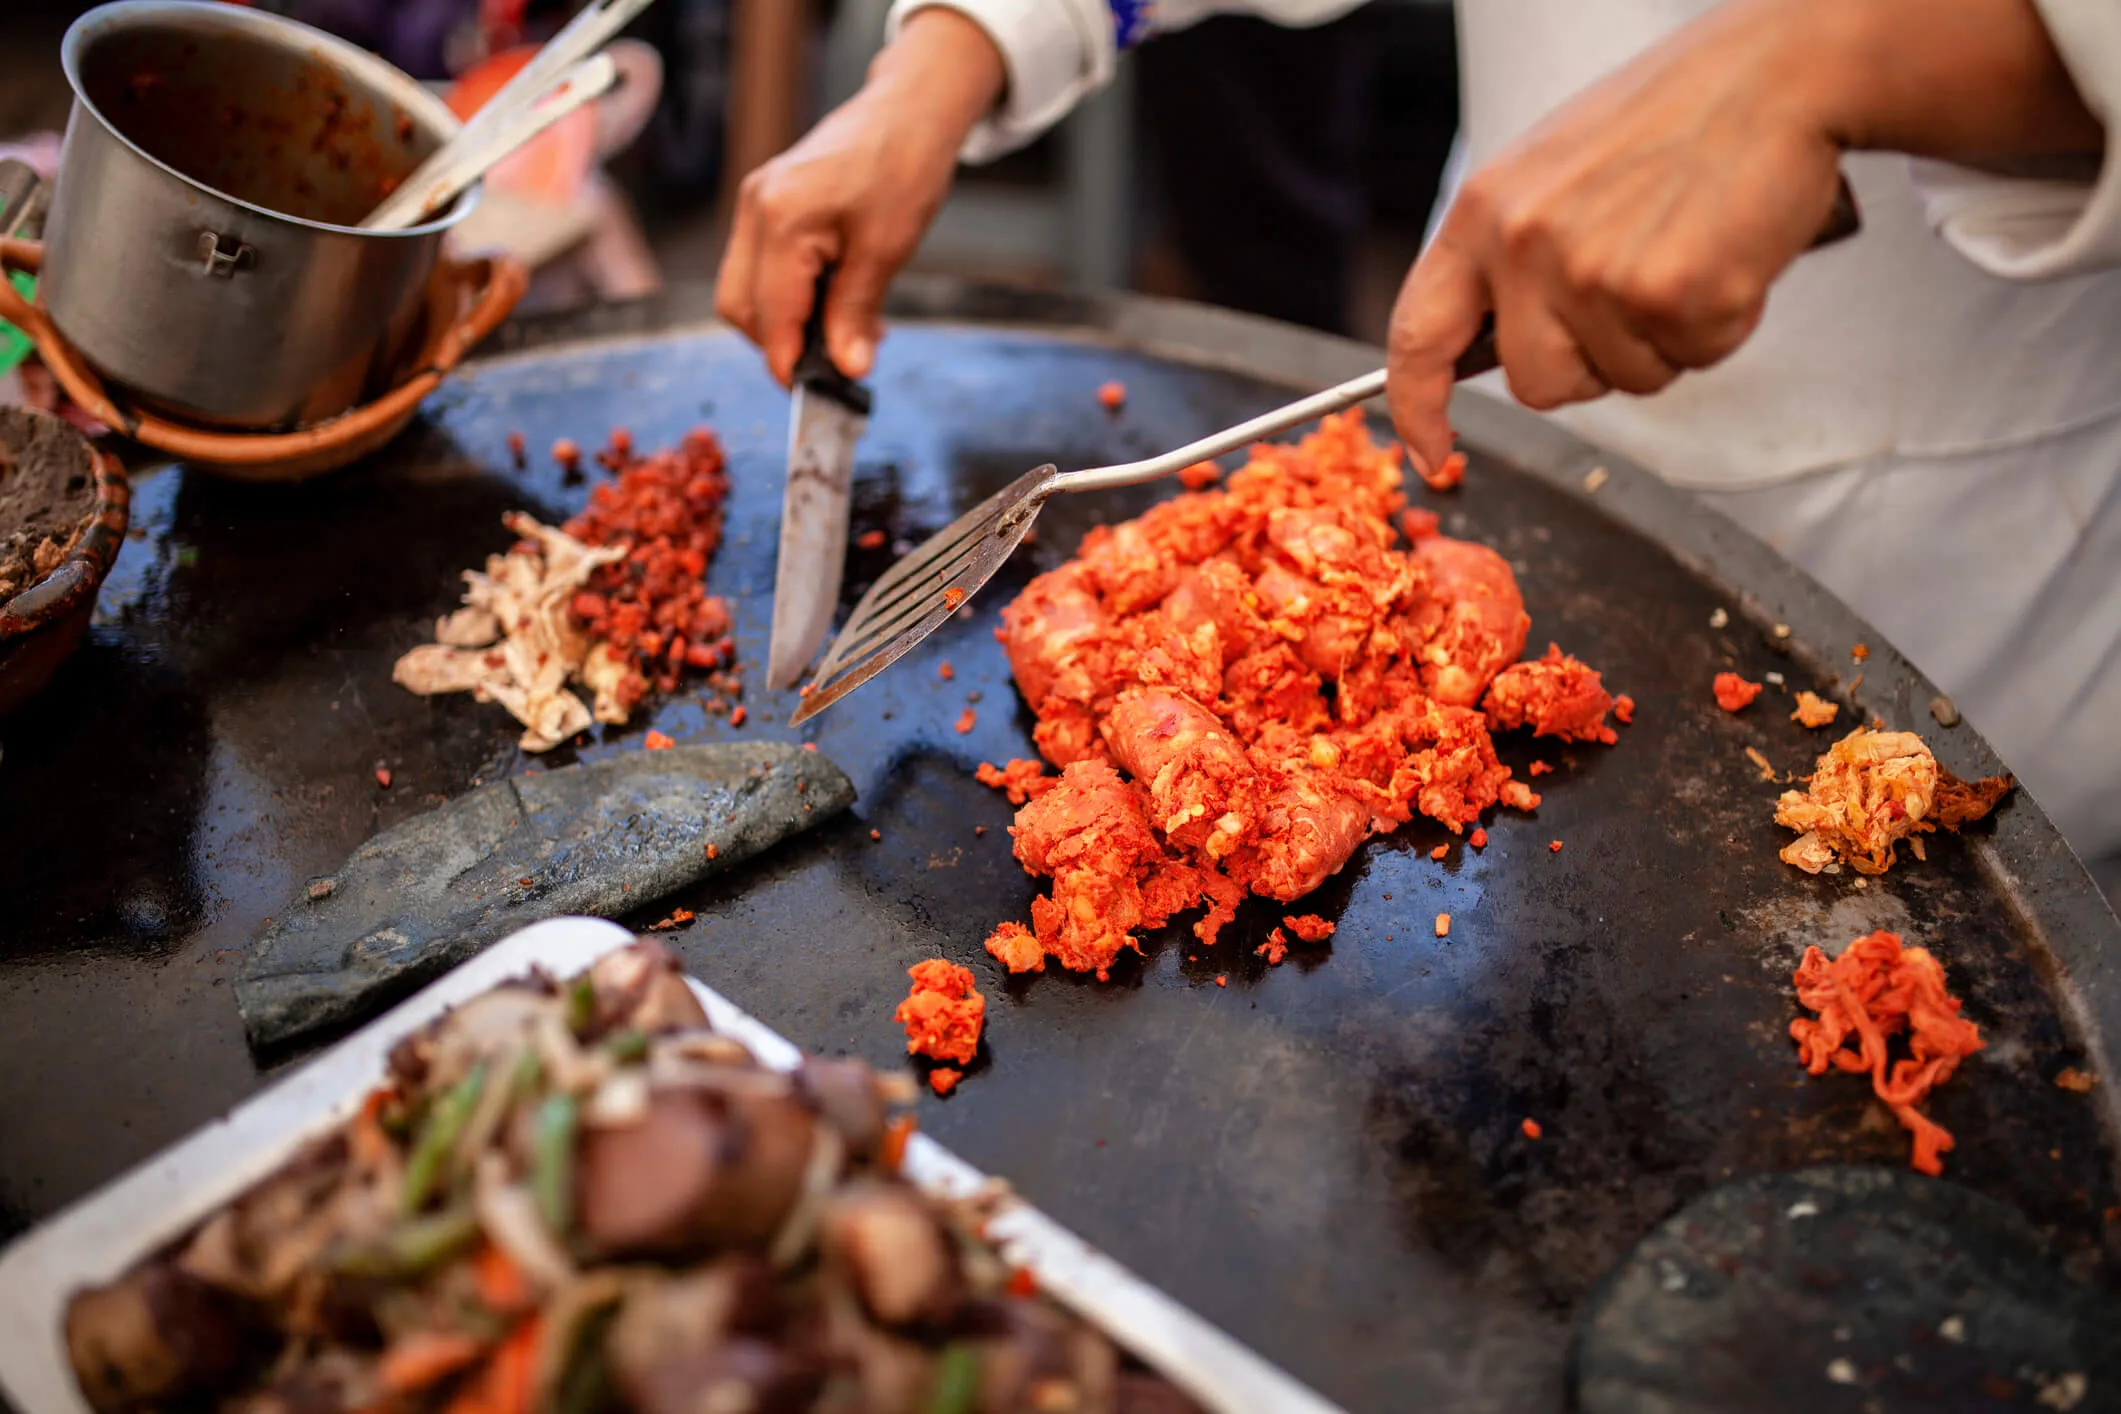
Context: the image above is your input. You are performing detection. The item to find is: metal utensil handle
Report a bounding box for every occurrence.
[364,53,619,231]
[361,0,655,229]
[1051,369,1388,495]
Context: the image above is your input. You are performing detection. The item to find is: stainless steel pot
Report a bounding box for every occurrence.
[41,2,477,430]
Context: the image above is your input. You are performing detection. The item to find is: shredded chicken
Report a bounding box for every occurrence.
[391,512,625,752]
[986,412,1604,975]
[1791,930,1986,1175]
[1775,727,2013,875]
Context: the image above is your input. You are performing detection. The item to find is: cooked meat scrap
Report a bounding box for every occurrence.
[983,920,1044,974]
[1790,690,1839,728]
[1790,930,1985,1175]
[976,758,1058,806]
[1775,727,2012,875]
[1712,672,1763,712]
[894,959,984,1066]
[1283,914,1334,943]
[1483,644,1618,744]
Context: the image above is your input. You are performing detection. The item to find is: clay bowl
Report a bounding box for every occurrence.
[0,407,128,717]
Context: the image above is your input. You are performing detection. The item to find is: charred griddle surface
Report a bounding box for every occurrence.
[1,284,2115,1414]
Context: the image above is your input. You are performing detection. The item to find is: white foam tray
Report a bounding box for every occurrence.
[0,917,1343,1414]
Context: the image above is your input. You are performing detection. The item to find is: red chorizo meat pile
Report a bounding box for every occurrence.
[984,412,1620,979]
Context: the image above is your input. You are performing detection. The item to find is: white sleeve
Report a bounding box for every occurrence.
[1913,0,2121,281]
[885,0,1366,164]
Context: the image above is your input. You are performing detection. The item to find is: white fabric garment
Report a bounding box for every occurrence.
[886,0,1364,162]
[1448,0,2121,860]
[882,0,2121,860]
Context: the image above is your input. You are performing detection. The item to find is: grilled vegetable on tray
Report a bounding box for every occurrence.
[66,941,1198,1414]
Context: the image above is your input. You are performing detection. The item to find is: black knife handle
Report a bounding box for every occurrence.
[1449,170,1861,385]
[794,267,874,416]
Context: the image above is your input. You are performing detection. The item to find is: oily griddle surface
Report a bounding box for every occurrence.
[1,311,2115,1414]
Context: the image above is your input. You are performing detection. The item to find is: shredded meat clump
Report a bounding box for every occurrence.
[894,959,985,1066]
[1483,643,1617,744]
[1775,727,2013,875]
[393,429,740,748]
[984,411,1609,974]
[1790,930,1986,1175]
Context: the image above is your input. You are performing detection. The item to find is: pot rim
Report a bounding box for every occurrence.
[60,0,478,241]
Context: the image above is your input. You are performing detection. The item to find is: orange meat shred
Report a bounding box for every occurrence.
[1612,694,1635,724]
[894,959,985,1066]
[1178,461,1223,490]
[954,707,977,734]
[928,1068,962,1097]
[1257,927,1289,965]
[1790,930,1985,1175]
[1713,672,1763,712]
[1284,914,1334,942]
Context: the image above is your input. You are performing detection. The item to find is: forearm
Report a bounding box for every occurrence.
[1795,0,2103,161]
[867,7,1009,147]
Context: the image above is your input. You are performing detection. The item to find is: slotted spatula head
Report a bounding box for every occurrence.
[788,464,1056,725]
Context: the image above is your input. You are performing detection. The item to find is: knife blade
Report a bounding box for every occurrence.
[766,274,872,691]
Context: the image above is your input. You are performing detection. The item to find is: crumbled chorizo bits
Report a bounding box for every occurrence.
[1096,380,1127,412]
[1713,672,1763,712]
[983,920,1044,974]
[1791,930,1984,1175]
[1521,1118,1542,1140]
[976,758,1056,805]
[928,1067,962,1096]
[1434,913,1451,937]
[894,958,985,1068]
[643,729,676,750]
[855,528,887,550]
[374,767,392,788]
[1612,693,1635,724]
[1790,691,1839,729]
[1178,460,1222,490]
[1257,927,1290,965]
[954,707,977,735]
[981,411,1607,982]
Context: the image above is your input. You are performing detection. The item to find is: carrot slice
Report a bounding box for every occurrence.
[380,1330,486,1395]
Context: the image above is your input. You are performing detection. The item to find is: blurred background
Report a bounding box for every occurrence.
[0,0,1460,341]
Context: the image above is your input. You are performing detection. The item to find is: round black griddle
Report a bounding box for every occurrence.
[2,280,2118,1414]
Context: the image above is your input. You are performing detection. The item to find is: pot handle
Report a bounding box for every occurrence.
[0,238,47,335]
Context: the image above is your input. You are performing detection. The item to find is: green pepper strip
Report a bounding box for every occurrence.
[332,1206,480,1279]
[564,975,598,1038]
[926,1343,982,1414]
[601,1027,649,1066]
[401,1060,488,1215]
[534,1093,579,1236]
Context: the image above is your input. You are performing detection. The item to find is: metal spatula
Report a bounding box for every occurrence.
[785,329,1496,726]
